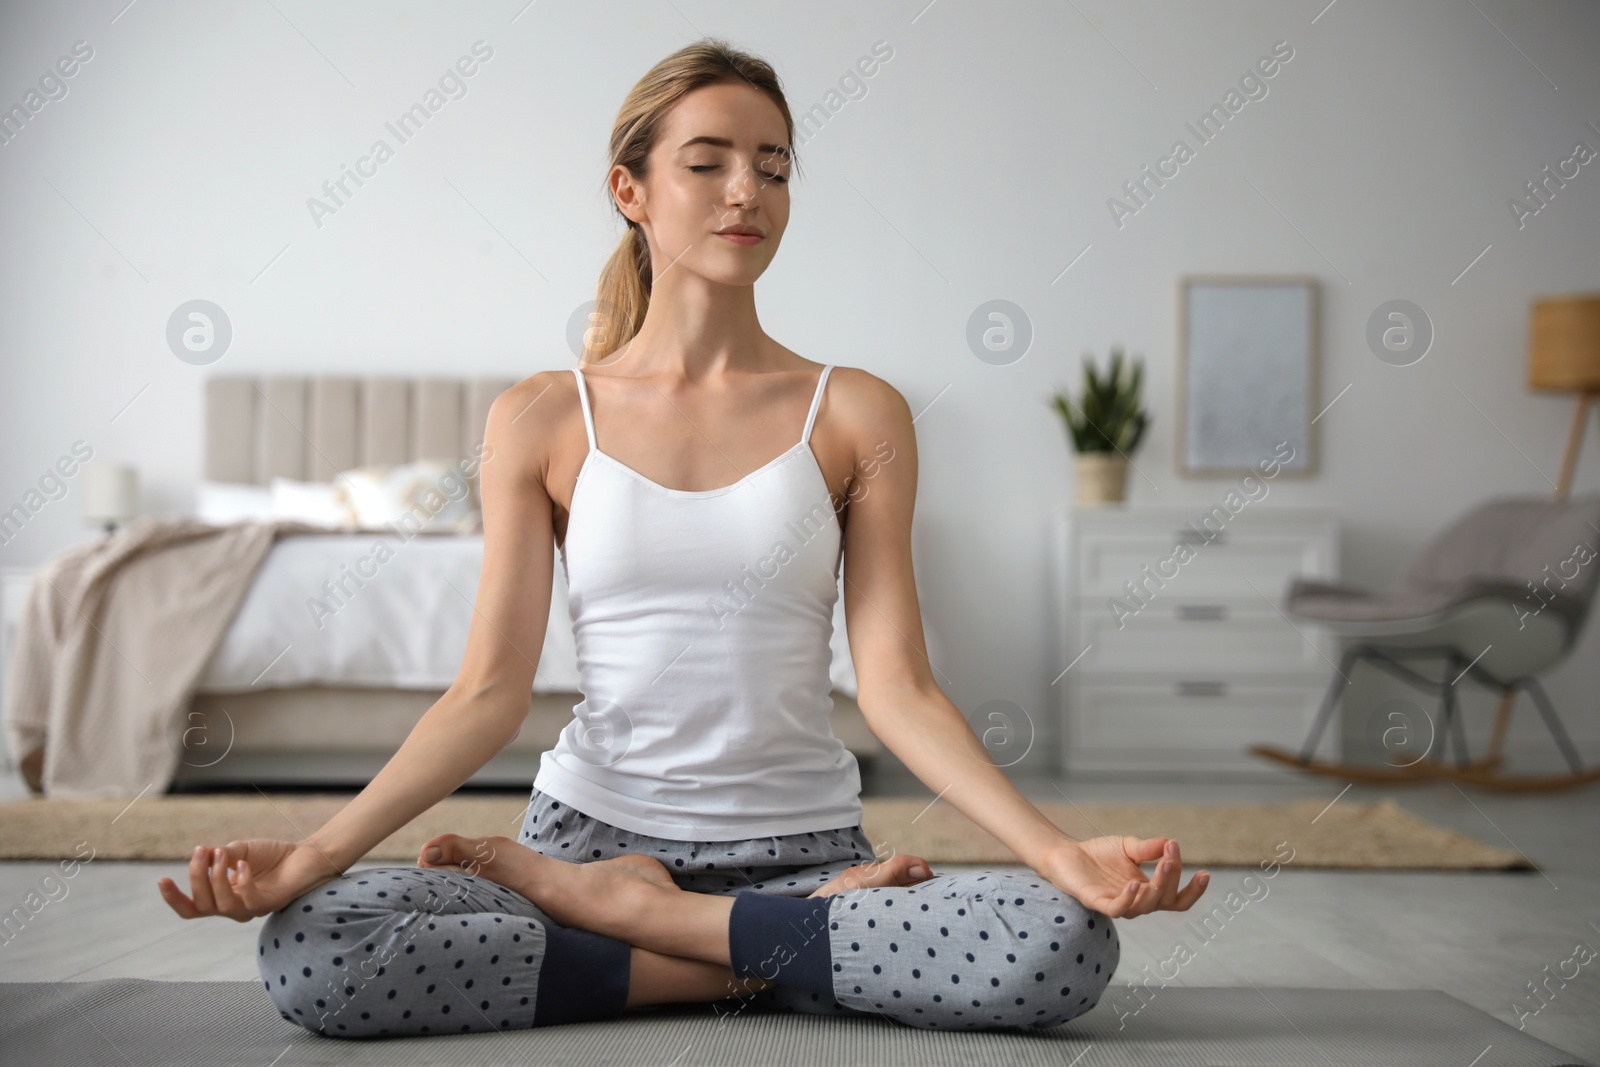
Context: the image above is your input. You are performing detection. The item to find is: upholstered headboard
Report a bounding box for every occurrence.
[205,375,519,485]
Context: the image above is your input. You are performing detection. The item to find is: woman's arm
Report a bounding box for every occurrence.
[829,369,1207,919]
[160,374,567,918]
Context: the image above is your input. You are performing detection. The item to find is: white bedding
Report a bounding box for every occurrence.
[196,533,861,697]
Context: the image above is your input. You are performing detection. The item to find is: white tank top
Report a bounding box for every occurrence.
[532,364,865,840]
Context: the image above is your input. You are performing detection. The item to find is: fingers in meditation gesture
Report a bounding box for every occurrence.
[1049,835,1210,919]
[158,840,340,923]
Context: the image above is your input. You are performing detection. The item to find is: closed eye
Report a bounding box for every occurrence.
[689,165,788,183]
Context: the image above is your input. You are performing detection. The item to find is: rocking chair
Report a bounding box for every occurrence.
[1251,494,1600,791]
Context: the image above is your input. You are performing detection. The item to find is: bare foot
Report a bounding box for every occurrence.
[808,852,934,899]
[418,833,678,940]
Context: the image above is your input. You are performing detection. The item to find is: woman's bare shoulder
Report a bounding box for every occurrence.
[767,339,903,411]
[484,370,586,472]
[491,369,583,427]
[818,364,914,430]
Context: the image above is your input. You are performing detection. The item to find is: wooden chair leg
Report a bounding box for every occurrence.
[1253,648,1597,792]
[1484,687,1515,765]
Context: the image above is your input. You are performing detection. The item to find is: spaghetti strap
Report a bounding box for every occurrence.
[801,365,833,444]
[571,367,597,451]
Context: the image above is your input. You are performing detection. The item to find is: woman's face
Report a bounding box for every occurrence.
[613,81,791,288]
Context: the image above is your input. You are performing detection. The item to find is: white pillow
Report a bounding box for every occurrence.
[337,460,479,535]
[195,481,274,524]
[269,477,356,530]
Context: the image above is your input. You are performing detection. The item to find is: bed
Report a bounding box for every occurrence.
[171,374,883,789]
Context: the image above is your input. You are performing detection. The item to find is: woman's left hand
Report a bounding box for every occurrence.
[1042,835,1209,919]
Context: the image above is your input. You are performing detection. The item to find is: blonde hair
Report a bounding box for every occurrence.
[585,38,798,364]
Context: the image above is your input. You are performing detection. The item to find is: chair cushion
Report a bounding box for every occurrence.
[1287,575,1587,628]
[1287,496,1600,640]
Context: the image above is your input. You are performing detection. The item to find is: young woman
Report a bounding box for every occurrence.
[158,39,1207,1037]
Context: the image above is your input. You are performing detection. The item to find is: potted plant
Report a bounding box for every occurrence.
[1050,345,1150,506]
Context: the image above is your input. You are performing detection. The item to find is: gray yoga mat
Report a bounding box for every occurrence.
[0,979,1587,1066]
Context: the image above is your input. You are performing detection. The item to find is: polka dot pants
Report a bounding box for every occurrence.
[257,785,1120,1036]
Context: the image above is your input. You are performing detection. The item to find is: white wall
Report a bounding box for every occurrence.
[2,0,1597,773]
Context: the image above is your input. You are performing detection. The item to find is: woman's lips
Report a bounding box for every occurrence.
[716,232,762,246]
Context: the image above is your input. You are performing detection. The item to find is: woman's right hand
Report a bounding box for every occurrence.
[157,839,344,922]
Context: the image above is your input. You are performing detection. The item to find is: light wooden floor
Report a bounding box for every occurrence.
[2,764,1596,1062]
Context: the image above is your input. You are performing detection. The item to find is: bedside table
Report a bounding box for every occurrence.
[0,566,39,773]
[1051,504,1340,776]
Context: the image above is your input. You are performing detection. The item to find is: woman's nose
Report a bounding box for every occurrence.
[726,166,761,204]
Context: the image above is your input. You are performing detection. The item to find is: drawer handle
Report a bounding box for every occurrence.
[1176,680,1228,697]
[1176,604,1228,621]
[1174,527,1228,546]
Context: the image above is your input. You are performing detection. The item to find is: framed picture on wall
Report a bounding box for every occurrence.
[1176,275,1319,477]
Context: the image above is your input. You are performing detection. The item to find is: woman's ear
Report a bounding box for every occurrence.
[610,164,647,226]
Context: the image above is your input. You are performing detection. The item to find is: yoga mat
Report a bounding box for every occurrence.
[0,979,1586,1066]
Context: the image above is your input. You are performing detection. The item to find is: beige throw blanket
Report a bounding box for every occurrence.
[3,516,323,798]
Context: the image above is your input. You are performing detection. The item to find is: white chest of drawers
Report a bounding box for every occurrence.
[1051,504,1340,776]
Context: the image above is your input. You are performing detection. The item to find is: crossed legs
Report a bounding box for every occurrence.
[420,833,925,1006]
[421,833,1120,1030]
[257,834,1115,1036]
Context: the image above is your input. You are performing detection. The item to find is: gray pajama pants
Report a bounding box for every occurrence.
[257,785,1120,1037]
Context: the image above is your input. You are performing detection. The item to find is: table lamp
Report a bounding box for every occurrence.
[1528,292,1600,501]
[83,462,139,534]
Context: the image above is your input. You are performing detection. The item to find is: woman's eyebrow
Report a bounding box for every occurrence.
[677,135,790,160]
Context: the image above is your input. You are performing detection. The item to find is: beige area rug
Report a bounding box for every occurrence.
[0,793,1532,870]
